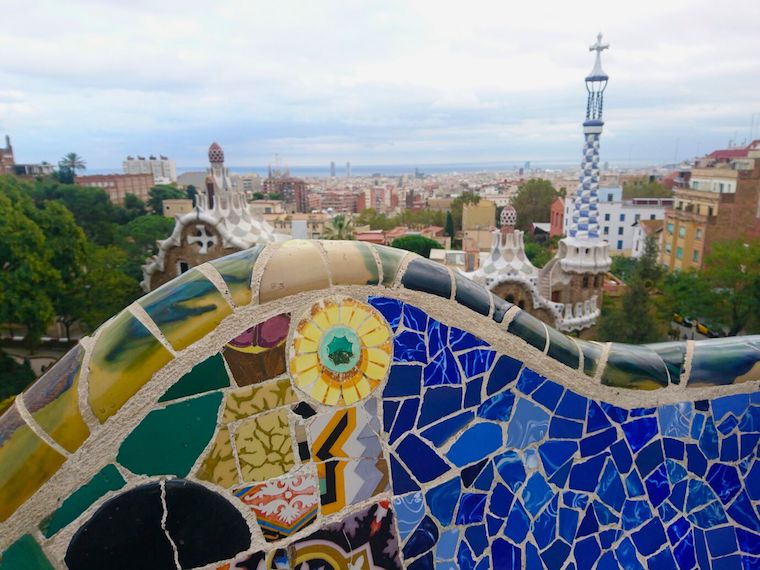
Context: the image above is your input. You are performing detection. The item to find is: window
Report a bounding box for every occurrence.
[604,213,610,221]
[696,229,702,240]
[618,227,624,236]
[582,275,589,288]
[617,240,623,250]
[665,243,672,254]
[678,227,686,238]
[635,214,641,222]
[603,227,609,235]
[708,207,714,217]
[676,247,683,260]
[650,214,656,220]
[619,214,625,222]
[178,261,190,274]
[692,250,699,262]
[667,223,674,234]
[607,193,613,202]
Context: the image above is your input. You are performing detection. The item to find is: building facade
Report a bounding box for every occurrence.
[123,155,177,184]
[75,173,154,204]
[264,176,308,212]
[660,146,760,271]
[142,143,279,290]
[0,135,15,174]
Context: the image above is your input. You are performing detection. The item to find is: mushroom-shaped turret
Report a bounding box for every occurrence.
[500,204,517,231]
[584,33,609,125]
[208,142,225,165]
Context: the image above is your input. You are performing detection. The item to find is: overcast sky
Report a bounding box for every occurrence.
[1,0,759,169]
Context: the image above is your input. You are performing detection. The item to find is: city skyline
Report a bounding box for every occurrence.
[1,0,759,168]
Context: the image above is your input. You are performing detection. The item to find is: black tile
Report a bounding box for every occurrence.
[601,344,670,390]
[507,310,547,352]
[645,342,686,384]
[65,483,175,570]
[401,259,452,299]
[576,339,603,377]
[164,479,251,568]
[491,294,513,323]
[454,272,490,316]
[546,328,580,370]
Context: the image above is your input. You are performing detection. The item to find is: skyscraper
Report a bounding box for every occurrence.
[346,161,351,178]
[330,161,336,177]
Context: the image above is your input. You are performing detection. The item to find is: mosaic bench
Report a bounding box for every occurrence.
[0,240,758,569]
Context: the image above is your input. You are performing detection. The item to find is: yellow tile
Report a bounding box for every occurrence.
[195,426,239,488]
[0,406,67,522]
[222,378,296,423]
[322,241,380,286]
[88,311,173,422]
[235,409,294,482]
[258,241,330,303]
[138,269,233,351]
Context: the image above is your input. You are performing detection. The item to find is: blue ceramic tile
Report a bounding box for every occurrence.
[664,438,685,461]
[719,434,739,461]
[494,450,526,492]
[489,482,514,518]
[559,507,579,543]
[597,462,625,512]
[534,495,559,548]
[532,380,564,411]
[369,296,402,330]
[726,490,760,531]
[556,391,587,420]
[686,444,708,477]
[674,530,697,569]
[706,526,738,558]
[395,434,450,483]
[611,439,633,473]
[707,463,741,504]
[635,441,664,477]
[699,417,719,460]
[464,377,483,408]
[462,459,489,488]
[420,411,474,447]
[458,349,496,378]
[580,427,617,457]
[390,454,420,494]
[456,493,487,525]
[477,391,515,422]
[601,402,629,424]
[486,355,522,395]
[486,513,504,537]
[562,491,589,510]
[521,473,553,517]
[712,394,750,422]
[622,417,658,453]
[574,536,601,570]
[504,500,530,543]
[597,551,620,570]
[423,348,461,387]
[449,327,487,352]
[436,528,459,560]
[393,492,425,541]
[616,537,645,570]
[622,499,653,531]
[492,538,521,569]
[389,397,420,444]
[402,515,438,559]
[645,463,670,507]
[506,399,549,449]
[577,503,600,537]
[648,548,677,569]
[465,524,487,554]
[540,540,572,569]
[587,400,612,433]
[569,454,607,492]
[539,440,577,477]
[516,367,545,394]
[394,331,428,363]
[474,462,494,491]
[632,518,667,556]
[403,304,428,332]
[418,386,461,427]
[426,319,448,360]
[667,517,690,545]
[447,423,502,468]
[457,540,476,570]
[425,478,460,526]
[736,528,760,555]
[383,364,422,397]
[407,552,434,570]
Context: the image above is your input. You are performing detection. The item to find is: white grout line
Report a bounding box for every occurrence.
[196,262,235,308]
[682,340,695,387]
[594,342,613,383]
[128,302,178,356]
[15,397,71,458]
[159,480,182,570]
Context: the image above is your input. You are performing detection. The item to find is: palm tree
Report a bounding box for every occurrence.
[321,215,355,240]
[59,153,86,173]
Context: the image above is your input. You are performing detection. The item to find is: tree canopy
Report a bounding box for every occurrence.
[622,179,673,200]
[511,179,558,230]
[321,215,355,240]
[148,185,186,215]
[391,235,443,258]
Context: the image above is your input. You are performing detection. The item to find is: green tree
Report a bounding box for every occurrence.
[147,185,186,215]
[0,351,35,402]
[0,190,58,344]
[186,185,198,206]
[444,211,455,237]
[622,179,673,200]
[58,152,86,173]
[123,193,147,219]
[116,215,176,279]
[597,235,665,343]
[391,235,443,258]
[321,215,355,240]
[511,179,558,230]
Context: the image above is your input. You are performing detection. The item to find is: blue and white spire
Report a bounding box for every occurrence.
[569,33,610,239]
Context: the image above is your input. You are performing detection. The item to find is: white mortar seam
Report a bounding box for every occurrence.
[251,243,281,304]
[196,262,235,307]
[4,284,759,554]
[75,334,100,431]
[445,266,457,301]
[569,336,585,373]
[14,397,70,458]
[366,242,385,285]
[594,342,613,383]
[540,322,551,354]
[501,305,521,328]
[683,340,695,387]
[128,303,178,356]
[391,252,414,289]
[311,240,333,288]
[160,480,182,570]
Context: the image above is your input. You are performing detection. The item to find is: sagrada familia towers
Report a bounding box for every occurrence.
[468,34,613,333]
[142,143,278,291]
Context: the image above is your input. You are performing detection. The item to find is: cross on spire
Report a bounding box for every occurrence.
[589,33,609,54]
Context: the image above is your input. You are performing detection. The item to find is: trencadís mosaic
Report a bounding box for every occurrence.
[0,240,758,569]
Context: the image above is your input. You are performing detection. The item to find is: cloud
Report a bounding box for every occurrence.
[1,0,759,167]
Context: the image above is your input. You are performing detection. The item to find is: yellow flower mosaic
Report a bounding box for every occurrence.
[289,298,392,406]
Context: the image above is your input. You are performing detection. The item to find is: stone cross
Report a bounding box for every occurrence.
[187,224,217,254]
[589,33,609,54]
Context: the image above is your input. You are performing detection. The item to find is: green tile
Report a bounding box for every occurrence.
[507,310,547,352]
[117,392,223,477]
[0,535,53,570]
[39,464,125,538]
[159,353,230,403]
[546,328,580,369]
[601,344,669,390]
[646,341,686,384]
[576,339,603,377]
[209,246,264,307]
[373,244,409,286]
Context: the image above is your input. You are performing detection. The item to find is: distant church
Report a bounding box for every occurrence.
[466,34,613,333]
[142,143,278,291]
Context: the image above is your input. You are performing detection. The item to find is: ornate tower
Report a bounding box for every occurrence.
[538,34,613,333]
